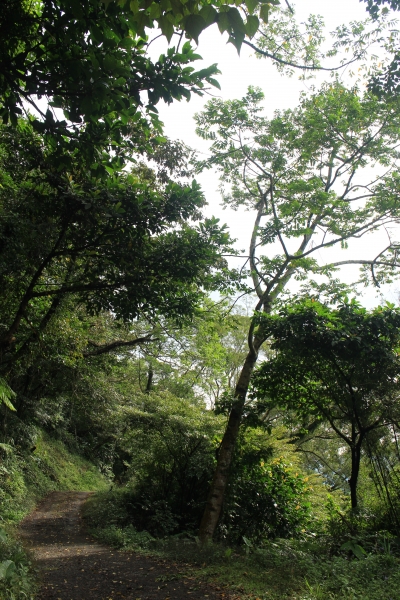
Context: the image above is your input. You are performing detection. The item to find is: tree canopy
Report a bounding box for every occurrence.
[0,119,236,371]
[3,0,400,562]
[251,300,400,508]
[196,80,400,540]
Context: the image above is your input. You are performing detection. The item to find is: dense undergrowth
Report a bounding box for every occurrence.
[83,488,400,600]
[0,430,106,599]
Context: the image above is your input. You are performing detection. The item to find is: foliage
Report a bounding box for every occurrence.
[136,301,251,405]
[196,78,400,541]
[0,0,329,146]
[83,489,157,549]
[196,82,400,291]
[251,300,400,508]
[0,527,36,600]
[220,437,313,542]
[3,0,384,164]
[113,391,223,536]
[84,491,400,600]
[0,378,16,412]
[0,431,106,524]
[359,0,400,97]
[363,0,400,19]
[361,426,400,531]
[1,0,325,166]
[0,0,223,141]
[246,1,399,79]
[84,411,319,544]
[0,119,237,374]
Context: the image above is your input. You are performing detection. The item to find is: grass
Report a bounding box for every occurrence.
[83,488,400,600]
[0,431,107,524]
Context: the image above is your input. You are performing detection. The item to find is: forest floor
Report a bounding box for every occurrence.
[19,492,242,600]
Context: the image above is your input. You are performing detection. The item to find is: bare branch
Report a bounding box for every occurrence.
[243,40,360,72]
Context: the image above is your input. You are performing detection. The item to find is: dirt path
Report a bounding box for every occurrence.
[19,492,239,600]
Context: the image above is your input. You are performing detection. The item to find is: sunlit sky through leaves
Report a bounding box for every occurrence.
[150,0,400,308]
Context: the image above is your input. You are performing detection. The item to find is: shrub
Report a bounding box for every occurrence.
[219,428,313,543]
[0,527,36,600]
[115,392,223,536]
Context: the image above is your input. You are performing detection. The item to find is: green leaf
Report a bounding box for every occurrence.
[242,535,253,547]
[260,3,270,24]
[158,15,174,42]
[217,12,230,34]
[245,0,258,14]
[184,14,207,44]
[227,7,247,35]
[199,5,218,27]
[0,444,14,456]
[0,560,16,580]
[130,0,139,13]
[341,540,367,560]
[149,2,161,19]
[245,14,259,38]
[208,77,221,90]
[0,378,16,411]
[228,32,245,54]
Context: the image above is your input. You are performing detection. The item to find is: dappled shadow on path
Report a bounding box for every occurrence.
[19,492,237,600]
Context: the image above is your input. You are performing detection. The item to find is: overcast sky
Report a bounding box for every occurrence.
[151,0,400,307]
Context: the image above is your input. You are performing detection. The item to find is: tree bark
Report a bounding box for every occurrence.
[83,335,156,357]
[145,365,154,393]
[198,327,266,543]
[349,442,362,510]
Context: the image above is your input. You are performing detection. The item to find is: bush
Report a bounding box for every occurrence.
[221,457,312,543]
[219,429,313,543]
[115,392,223,536]
[0,527,36,600]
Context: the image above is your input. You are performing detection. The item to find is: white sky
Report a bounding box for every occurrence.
[150,0,400,307]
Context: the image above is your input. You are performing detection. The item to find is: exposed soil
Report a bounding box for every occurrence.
[19,492,241,600]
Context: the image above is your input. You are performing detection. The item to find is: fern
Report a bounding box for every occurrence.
[0,378,16,411]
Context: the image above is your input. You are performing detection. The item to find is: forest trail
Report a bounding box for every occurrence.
[19,492,239,600]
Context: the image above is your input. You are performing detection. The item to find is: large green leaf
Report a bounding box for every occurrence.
[229,32,245,54]
[199,5,218,27]
[246,14,259,38]
[0,560,16,580]
[184,14,207,44]
[158,15,174,42]
[227,7,247,35]
[217,11,231,34]
[259,3,270,24]
[245,0,258,14]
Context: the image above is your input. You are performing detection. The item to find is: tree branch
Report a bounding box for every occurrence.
[83,335,158,357]
[243,40,359,72]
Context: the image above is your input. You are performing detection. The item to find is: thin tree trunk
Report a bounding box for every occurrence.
[349,442,362,510]
[145,365,153,393]
[198,328,266,543]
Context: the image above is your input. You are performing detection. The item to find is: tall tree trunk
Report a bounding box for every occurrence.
[198,328,266,543]
[349,442,362,510]
[145,365,153,393]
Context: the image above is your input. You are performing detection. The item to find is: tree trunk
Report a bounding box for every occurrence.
[349,442,362,510]
[145,365,153,393]
[198,329,266,543]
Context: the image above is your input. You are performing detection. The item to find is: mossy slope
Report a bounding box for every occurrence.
[0,431,107,524]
